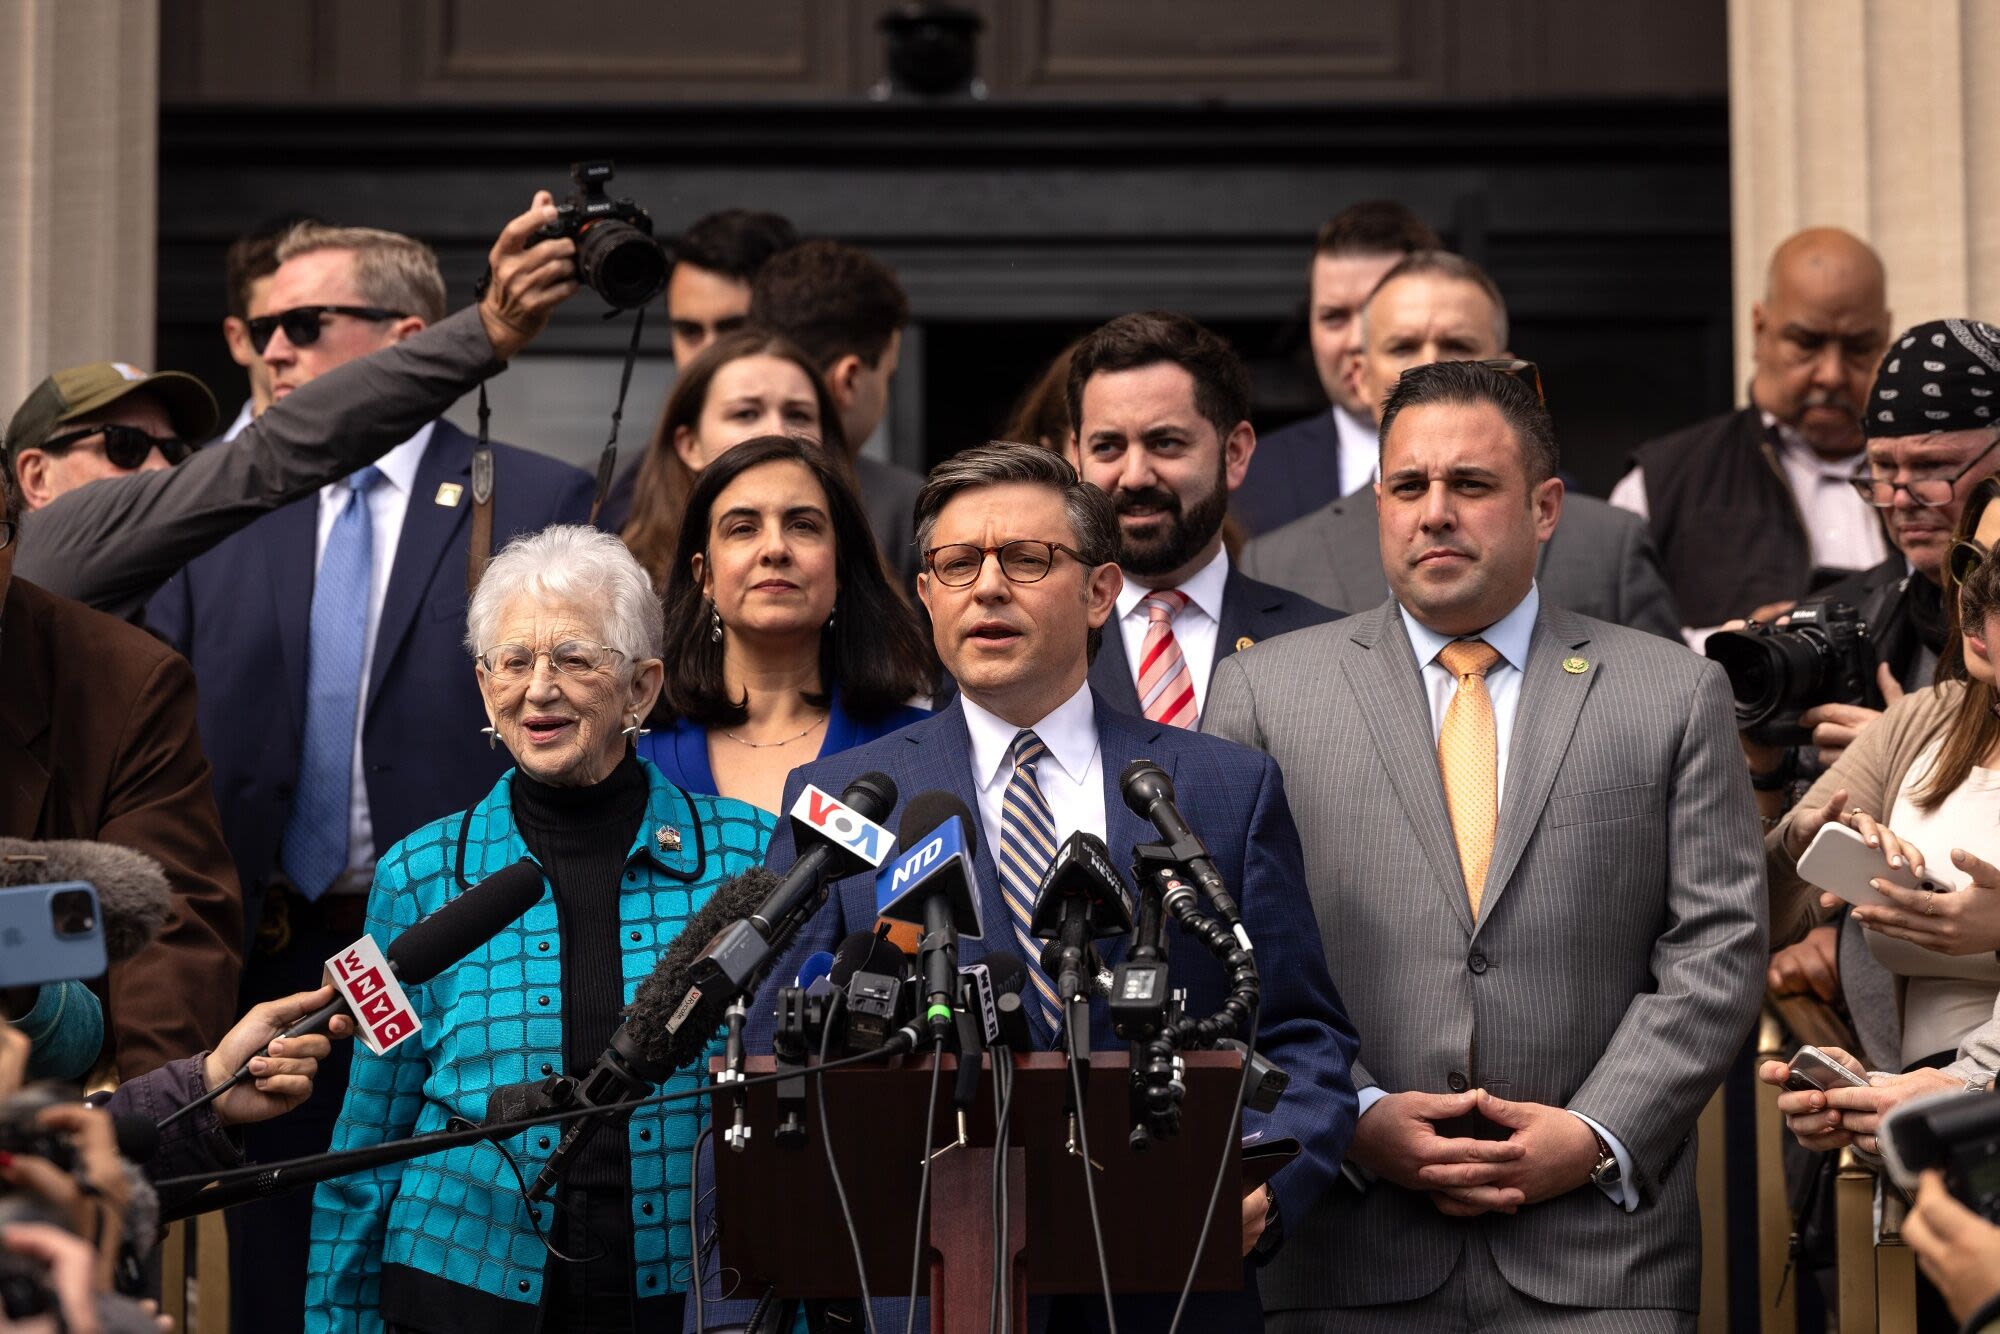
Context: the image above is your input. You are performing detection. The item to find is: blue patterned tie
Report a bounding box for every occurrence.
[281,466,383,900]
[998,730,1065,1034]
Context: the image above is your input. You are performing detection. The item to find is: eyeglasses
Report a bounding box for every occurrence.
[922,539,1091,588]
[38,424,197,469]
[476,640,627,681]
[1474,358,1546,406]
[1851,430,2000,509]
[1949,537,1989,589]
[246,305,407,355]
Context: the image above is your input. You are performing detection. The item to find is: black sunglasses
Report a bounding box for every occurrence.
[38,423,197,469]
[247,305,406,355]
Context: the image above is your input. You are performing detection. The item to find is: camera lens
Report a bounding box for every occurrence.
[575,220,667,310]
[49,889,95,939]
[1706,627,1830,730]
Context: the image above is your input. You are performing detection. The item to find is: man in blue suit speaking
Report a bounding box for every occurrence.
[714,442,1359,1331]
[146,213,595,1332]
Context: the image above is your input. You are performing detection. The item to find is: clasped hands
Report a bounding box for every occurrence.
[1348,1088,1601,1217]
[1785,788,2000,956]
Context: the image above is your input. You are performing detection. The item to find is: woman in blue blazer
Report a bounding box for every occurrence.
[639,435,935,811]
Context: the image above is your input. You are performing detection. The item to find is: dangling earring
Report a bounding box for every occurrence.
[481,726,498,750]
[826,601,836,631]
[622,711,652,739]
[710,601,723,644]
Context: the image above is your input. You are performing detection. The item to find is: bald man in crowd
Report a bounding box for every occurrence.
[1611,228,1894,642]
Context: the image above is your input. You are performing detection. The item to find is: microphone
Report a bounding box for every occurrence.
[875,792,985,1041]
[684,774,897,1002]
[979,950,1035,1053]
[0,837,172,962]
[834,929,916,1056]
[159,859,548,1131]
[526,868,776,1200]
[1120,760,1244,939]
[1029,831,1134,1063]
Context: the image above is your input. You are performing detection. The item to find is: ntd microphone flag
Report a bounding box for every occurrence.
[790,784,894,868]
[874,814,984,937]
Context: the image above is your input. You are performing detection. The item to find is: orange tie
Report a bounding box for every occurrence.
[1437,639,1502,917]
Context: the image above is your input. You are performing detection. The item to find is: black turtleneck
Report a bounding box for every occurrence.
[510,751,648,1191]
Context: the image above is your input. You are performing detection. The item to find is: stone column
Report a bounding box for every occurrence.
[1728,0,2000,386]
[0,0,159,420]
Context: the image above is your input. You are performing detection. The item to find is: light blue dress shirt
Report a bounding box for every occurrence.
[1356,583,1638,1211]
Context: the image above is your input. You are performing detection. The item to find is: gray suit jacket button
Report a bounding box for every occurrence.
[1447,1070,1469,1092]
[1468,951,1490,974]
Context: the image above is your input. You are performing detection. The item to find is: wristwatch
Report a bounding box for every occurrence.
[1588,1128,1622,1190]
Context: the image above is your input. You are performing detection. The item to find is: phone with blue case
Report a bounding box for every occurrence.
[0,882,107,988]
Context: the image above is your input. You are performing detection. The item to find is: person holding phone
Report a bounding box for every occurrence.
[1763,482,2000,1148]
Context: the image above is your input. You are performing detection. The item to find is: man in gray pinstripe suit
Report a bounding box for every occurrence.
[1206,360,1766,1332]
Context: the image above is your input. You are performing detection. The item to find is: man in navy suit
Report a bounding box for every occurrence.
[1066,311,1338,727]
[1234,200,1441,536]
[701,443,1359,1331]
[146,218,595,1333]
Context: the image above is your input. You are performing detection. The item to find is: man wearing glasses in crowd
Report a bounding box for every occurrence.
[3,195,582,622]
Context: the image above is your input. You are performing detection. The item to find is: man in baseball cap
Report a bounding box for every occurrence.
[5,361,219,511]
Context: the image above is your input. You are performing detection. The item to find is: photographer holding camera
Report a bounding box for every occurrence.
[1908,1168,2000,1332]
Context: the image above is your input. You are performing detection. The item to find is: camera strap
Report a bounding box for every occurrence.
[462,304,647,594]
[590,304,646,528]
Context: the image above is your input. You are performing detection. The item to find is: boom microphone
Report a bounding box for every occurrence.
[1120,760,1243,933]
[1029,831,1133,1062]
[0,838,172,961]
[684,774,898,1002]
[527,867,777,1202]
[158,859,548,1130]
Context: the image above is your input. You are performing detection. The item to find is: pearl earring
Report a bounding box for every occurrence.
[710,603,723,643]
[827,601,836,630]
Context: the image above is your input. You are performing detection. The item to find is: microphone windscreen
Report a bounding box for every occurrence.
[1119,758,1173,816]
[0,838,171,962]
[388,859,546,984]
[121,1160,160,1259]
[113,1112,160,1166]
[978,949,1028,997]
[829,928,910,989]
[898,790,978,858]
[627,866,782,1071]
[842,772,900,823]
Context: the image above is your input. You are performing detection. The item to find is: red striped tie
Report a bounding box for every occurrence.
[1137,589,1198,729]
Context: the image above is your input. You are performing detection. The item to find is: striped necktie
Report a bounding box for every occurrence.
[1437,638,1503,918]
[282,465,384,900]
[997,729,1064,1033]
[1137,588,1198,728]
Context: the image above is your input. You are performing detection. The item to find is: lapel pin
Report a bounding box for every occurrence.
[1561,655,1590,675]
[654,825,681,853]
[434,482,464,508]
[1235,636,1255,652]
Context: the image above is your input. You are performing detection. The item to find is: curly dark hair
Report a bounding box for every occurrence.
[658,435,935,726]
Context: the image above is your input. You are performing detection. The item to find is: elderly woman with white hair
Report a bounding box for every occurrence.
[305,526,775,1334]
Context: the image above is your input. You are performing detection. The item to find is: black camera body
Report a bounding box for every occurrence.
[1883,1091,2000,1222]
[0,1099,76,1174]
[1705,599,1873,747]
[534,161,668,311]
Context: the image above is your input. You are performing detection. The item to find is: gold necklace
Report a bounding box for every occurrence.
[723,714,828,748]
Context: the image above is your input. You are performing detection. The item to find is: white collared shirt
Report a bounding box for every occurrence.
[1114,546,1230,719]
[1397,583,1541,803]
[1333,404,1381,496]
[221,399,254,443]
[960,680,1105,856]
[313,424,436,893]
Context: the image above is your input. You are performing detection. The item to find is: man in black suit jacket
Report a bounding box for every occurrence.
[1067,311,1337,724]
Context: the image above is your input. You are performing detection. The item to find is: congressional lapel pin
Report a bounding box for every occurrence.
[1235,636,1255,652]
[434,482,464,508]
[1562,655,1590,675]
[655,825,681,853]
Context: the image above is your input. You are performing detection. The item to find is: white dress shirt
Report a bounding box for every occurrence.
[1333,404,1381,496]
[960,680,1105,856]
[314,424,436,895]
[1114,546,1230,718]
[221,399,255,443]
[1356,583,1637,1210]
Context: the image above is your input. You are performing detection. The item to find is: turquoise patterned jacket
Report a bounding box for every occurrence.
[304,759,774,1333]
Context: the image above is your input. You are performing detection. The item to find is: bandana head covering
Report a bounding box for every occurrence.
[1867,318,2000,437]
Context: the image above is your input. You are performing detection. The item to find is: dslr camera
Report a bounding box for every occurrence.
[534,161,669,311]
[1883,1090,2000,1221]
[1704,599,1873,747]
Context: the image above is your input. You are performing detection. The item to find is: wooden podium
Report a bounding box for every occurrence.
[709,1051,1260,1334]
